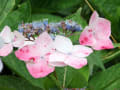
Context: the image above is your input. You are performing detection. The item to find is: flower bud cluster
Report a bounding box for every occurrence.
[18,19,82,39]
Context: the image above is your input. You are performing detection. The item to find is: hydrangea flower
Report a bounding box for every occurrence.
[0,26,34,56]
[15,32,55,78]
[0,58,3,73]
[0,26,14,56]
[79,11,114,50]
[49,35,93,69]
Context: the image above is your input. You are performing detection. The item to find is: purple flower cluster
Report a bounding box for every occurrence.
[18,19,82,39]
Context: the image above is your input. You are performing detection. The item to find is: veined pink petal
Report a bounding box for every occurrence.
[92,38,114,50]
[13,31,25,48]
[0,43,13,56]
[35,32,54,55]
[54,35,73,54]
[26,58,55,78]
[64,56,87,69]
[94,18,111,39]
[89,11,99,25]
[0,26,14,43]
[79,26,96,46]
[71,45,93,57]
[35,31,53,47]
[15,45,42,61]
[79,11,113,50]
[15,32,54,61]
[49,51,67,67]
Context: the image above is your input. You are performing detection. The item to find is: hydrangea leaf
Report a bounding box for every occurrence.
[32,14,62,22]
[0,75,42,90]
[65,8,87,44]
[87,51,105,75]
[0,0,15,26]
[88,63,120,90]
[55,66,89,88]
[0,1,31,30]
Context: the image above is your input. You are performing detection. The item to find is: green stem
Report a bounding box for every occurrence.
[49,74,63,90]
[63,67,67,88]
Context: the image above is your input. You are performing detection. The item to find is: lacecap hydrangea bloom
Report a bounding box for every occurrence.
[0,12,114,78]
[79,11,114,50]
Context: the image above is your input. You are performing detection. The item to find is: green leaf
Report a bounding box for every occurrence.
[32,14,62,22]
[0,0,15,25]
[56,66,89,88]
[2,52,55,89]
[113,43,120,48]
[31,0,83,14]
[87,51,105,74]
[65,8,87,44]
[0,1,31,30]
[88,63,120,90]
[0,75,41,90]
[65,8,87,28]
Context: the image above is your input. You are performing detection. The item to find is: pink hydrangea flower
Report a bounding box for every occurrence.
[79,11,114,50]
[15,32,55,78]
[49,35,93,69]
[0,26,35,56]
[0,26,14,56]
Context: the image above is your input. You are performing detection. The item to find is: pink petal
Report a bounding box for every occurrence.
[94,18,111,39]
[64,55,87,69]
[0,26,14,43]
[35,32,53,48]
[54,35,73,53]
[89,11,99,25]
[35,32,54,54]
[15,45,42,61]
[71,45,93,57]
[49,51,67,67]
[13,31,25,48]
[79,26,96,46]
[92,38,114,50]
[26,58,55,78]
[0,43,13,56]
[80,11,113,50]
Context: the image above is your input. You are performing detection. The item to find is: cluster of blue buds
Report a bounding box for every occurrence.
[63,20,82,32]
[18,19,82,39]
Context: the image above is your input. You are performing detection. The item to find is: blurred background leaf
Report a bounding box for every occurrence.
[31,0,84,15]
[0,0,31,30]
[0,75,42,90]
[55,66,89,88]
[88,63,120,90]
[0,0,15,27]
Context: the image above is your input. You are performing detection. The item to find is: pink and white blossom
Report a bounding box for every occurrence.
[15,32,55,78]
[0,26,34,56]
[79,11,114,50]
[49,35,93,69]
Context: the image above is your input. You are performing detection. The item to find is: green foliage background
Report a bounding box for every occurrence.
[0,0,120,90]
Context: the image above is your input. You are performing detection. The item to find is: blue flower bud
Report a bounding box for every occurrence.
[18,28,24,33]
[74,25,82,31]
[32,22,44,29]
[43,19,48,26]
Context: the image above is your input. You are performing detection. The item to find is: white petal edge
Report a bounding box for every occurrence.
[54,35,73,54]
